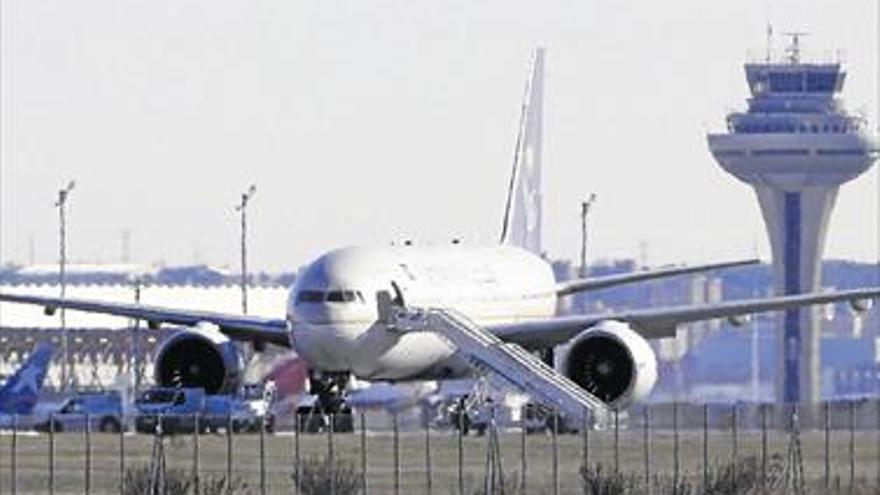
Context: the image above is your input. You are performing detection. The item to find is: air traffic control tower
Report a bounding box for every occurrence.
[708,35,879,406]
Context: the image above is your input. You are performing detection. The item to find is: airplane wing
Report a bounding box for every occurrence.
[0,292,291,347]
[489,288,880,349]
[555,258,759,296]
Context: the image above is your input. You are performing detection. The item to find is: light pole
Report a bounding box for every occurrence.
[55,180,75,389]
[579,193,597,278]
[235,184,257,314]
[129,275,143,395]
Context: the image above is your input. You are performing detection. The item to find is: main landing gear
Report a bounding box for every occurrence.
[295,371,355,433]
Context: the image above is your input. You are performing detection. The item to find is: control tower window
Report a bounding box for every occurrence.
[769,72,804,92]
[806,72,837,92]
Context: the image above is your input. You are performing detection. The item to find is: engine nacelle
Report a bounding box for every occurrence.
[850,298,873,314]
[727,314,752,327]
[153,323,245,395]
[561,320,658,410]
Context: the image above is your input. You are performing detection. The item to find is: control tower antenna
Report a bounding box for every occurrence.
[783,31,809,64]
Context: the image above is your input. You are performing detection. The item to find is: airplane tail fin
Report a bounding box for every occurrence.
[0,343,54,415]
[500,47,545,255]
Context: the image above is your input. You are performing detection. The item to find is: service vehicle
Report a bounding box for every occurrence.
[134,387,206,434]
[34,391,125,433]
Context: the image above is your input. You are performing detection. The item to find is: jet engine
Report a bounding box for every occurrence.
[561,320,658,410]
[153,323,245,395]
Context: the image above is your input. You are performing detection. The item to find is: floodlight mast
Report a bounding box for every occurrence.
[55,180,75,389]
[579,193,597,279]
[236,184,257,314]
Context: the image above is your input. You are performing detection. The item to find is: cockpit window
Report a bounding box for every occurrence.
[297,289,365,304]
[327,290,358,303]
[296,291,325,304]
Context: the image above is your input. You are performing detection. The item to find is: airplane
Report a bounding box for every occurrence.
[1,49,878,427]
[0,343,55,419]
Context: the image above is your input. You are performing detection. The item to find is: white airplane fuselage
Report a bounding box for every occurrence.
[287,245,557,381]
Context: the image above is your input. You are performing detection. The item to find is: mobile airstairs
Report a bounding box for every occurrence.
[386,304,613,429]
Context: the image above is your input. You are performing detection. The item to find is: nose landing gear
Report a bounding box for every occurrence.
[295,371,355,433]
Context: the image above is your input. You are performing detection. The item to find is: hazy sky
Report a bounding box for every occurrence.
[1,0,877,272]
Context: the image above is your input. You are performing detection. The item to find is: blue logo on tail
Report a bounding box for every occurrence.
[0,343,54,415]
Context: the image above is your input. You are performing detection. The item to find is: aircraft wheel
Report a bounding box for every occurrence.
[99,417,122,433]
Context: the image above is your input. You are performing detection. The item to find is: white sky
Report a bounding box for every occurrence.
[0,0,877,272]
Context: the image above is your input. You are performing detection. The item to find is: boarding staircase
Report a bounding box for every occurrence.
[389,306,612,429]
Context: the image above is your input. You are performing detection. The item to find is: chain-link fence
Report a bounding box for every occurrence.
[1,400,879,494]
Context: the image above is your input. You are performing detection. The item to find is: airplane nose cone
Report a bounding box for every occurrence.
[290,321,360,371]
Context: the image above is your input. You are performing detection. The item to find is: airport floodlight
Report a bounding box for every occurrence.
[579,193,597,278]
[236,184,257,211]
[54,180,75,207]
[55,179,76,389]
[236,184,257,314]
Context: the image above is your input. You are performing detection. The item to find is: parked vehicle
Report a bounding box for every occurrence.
[434,396,578,435]
[202,394,274,433]
[34,391,125,433]
[134,387,206,434]
[133,386,274,435]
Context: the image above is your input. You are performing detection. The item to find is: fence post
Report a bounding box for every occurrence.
[119,412,126,495]
[643,406,650,494]
[702,404,709,492]
[613,409,620,474]
[520,406,527,495]
[193,414,200,495]
[294,413,301,495]
[731,404,738,461]
[850,401,856,492]
[11,413,17,495]
[49,414,56,495]
[731,404,738,494]
[360,412,367,495]
[393,412,400,495]
[227,413,234,492]
[328,413,336,495]
[761,404,768,493]
[582,406,590,471]
[458,409,464,495]
[259,414,267,495]
[824,402,831,490]
[85,412,91,495]
[552,409,560,495]
[425,416,432,495]
[673,403,679,490]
